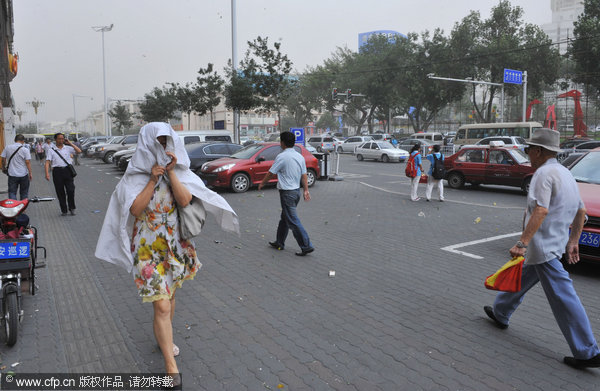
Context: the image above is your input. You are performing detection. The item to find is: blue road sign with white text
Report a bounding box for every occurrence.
[291,128,305,145]
[503,69,523,85]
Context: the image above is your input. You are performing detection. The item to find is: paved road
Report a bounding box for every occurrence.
[1,156,599,390]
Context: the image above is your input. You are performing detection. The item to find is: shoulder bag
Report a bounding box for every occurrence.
[177,196,206,240]
[3,145,23,175]
[52,148,77,178]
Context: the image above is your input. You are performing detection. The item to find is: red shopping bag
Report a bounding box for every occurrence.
[419,174,428,184]
[484,256,524,292]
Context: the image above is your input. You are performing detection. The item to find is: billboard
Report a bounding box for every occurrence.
[358,30,406,50]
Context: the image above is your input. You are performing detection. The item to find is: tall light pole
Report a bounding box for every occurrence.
[26,98,44,132]
[231,0,239,143]
[72,94,93,134]
[92,24,114,137]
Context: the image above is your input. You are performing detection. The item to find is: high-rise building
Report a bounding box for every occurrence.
[541,0,585,53]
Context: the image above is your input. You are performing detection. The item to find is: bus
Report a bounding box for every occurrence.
[455,122,543,146]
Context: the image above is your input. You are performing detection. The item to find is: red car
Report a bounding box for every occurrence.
[199,142,319,193]
[569,148,600,263]
[444,143,535,193]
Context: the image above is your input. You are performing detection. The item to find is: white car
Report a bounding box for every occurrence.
[355,141,409,163]
[337,136,373,153]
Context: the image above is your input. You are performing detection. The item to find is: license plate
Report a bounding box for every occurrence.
[580,231,600,247]
[0,242,30,259]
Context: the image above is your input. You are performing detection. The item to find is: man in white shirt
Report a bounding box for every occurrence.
[45,133,81,216]
[0,134,33,199]
[484,128,600,369]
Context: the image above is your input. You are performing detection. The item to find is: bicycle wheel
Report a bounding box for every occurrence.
[4,292,18,346]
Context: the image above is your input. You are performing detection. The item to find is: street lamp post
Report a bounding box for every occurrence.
[92,24,114,137]
[427,74,504,122]
[72,94,93,134]
[26,98,45,132]
[231,0,239,144]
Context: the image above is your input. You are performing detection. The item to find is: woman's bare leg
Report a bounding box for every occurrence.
[153,299,178,374]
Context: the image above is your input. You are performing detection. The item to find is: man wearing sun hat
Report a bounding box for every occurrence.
[483,128,600,369]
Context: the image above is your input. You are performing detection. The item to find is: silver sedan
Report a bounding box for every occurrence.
[354,141,409,163]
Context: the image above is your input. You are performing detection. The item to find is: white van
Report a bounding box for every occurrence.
[409,132,444,143]
[175,130,233,144]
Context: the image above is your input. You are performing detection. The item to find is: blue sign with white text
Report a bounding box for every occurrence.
[503,69,523,85]
[0,241,30,259]
[291,128,305,145]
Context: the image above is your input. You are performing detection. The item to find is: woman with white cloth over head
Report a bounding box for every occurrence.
[95,123,239,380]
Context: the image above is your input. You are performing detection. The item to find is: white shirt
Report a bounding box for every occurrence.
[525,158,584,265]
[42,142,52,154]
[1,142,31,177]
[46,145,75,167]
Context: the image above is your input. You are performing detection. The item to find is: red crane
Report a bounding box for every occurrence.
[557,90,588,137]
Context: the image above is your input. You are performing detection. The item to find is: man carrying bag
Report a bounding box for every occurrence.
[0,134,33,200]
[45,133,81,216]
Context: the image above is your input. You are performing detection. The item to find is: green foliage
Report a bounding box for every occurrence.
[196,63,225,125]
[224,64,258,112]
[315,112,339,131]
[139,86,178,123]
[108,101,134,135]
[570,0,600,95]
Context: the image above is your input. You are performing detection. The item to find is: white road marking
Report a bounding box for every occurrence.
[359,182,523,210]
[441,232,521,259]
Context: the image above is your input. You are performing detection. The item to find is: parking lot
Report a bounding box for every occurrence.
[2,156,599,390]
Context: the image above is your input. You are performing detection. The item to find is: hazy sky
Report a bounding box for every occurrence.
[11,0,552,125]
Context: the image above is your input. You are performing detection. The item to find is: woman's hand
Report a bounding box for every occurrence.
[165,152,177,172]
[151,163,165,182]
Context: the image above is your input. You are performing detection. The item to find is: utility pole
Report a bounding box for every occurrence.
[26,98,44,132]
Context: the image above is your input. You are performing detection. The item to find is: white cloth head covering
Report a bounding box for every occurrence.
[95,122,239,273]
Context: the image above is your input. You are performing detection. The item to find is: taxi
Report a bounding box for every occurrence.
[443,141,535,193]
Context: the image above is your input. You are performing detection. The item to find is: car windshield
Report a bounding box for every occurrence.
[110,136,125,144]
[509,149,529,164]
[570,151,600,184]
[378,142,395,149]
[229,144,264,159]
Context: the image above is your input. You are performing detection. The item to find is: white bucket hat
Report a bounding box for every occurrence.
[526,128,561,153]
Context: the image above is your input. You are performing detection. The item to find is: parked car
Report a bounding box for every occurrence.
[307,135,335,152]
[560,151,587,169]
[97,134,139,163]
[354,141,409,163]
[116,149,136,171]
[574,140,600,151]
[397,138,436,154]
[185,142,244,174]
[337,136,373,153]
[569,148,600,263]
[443,143,535,193]
[559,138,591,149]
[87,136,125,158]
[475,136,526,150]
[113,146,136,167]
[199,143,319,193]
[368,133,393,142]
[409,132,444,143]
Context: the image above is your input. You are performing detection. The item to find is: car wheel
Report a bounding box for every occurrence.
[307,169,316,187]
[381,154,390,163]
[317,146,323,152]
[447,172,465,189]
[522,177,531,194]
[103,151,115,164]
[337,146,343,153]
[356,154,363,161]
[231,173,251,193]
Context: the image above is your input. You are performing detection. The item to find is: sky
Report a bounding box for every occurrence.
[11,0,552,126]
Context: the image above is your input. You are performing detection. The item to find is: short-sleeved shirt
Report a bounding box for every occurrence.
[410,151,422,177]
[1,143,31,177]
[269,148,307,190]
[42,142,52,154]
[525,158,584,265]
[426,152,444,176]
[46,146,75,167]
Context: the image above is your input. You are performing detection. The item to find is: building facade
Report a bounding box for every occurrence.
[542,0,585,54]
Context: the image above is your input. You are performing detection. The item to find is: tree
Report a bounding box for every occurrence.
[139,86,178,123]
[196,63,225,128]
[315,112,339,131]
[240,36,295,131]
[224,61,258,113]
[450,0,560,122]
[108,101,133,135]
[169,82,203,130]
[570,0,600,96]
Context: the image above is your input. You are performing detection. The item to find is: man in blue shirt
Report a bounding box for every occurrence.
[425,144,444,202]
[258,132,314,256]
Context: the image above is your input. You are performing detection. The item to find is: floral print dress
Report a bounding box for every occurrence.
[131,180,201,303]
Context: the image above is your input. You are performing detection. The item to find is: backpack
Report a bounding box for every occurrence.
[405,153,419,178]
[432,153,446,180]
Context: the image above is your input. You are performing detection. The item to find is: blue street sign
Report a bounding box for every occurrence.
[503,69,523,85]
[291,128,305,145]
[0,241,30,259]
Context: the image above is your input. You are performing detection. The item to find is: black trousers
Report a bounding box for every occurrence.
[52,167,76,213]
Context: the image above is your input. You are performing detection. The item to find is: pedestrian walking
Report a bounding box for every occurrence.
[45,133,81,216]
[72,137,82,165]
[258,131,314,256]
[95,122,239,383]
[0,134,33,200]
[483,128,600,369]
[408,144,424,201]
[35,141,44,161]
[425,144,445,202]
[42,138,52,166]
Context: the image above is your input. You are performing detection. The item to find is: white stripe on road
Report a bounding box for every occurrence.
[359,182,523,210]
[441,232,521,260]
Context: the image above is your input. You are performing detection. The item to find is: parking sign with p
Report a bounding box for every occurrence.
[291,128,305,145]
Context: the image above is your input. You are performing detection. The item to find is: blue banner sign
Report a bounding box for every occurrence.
[0,241,30,259]
[291,128,305,145]
[503,69,523,85]
[358,30,407,50]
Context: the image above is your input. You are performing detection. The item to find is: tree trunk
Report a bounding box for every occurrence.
[187,112,191,130]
